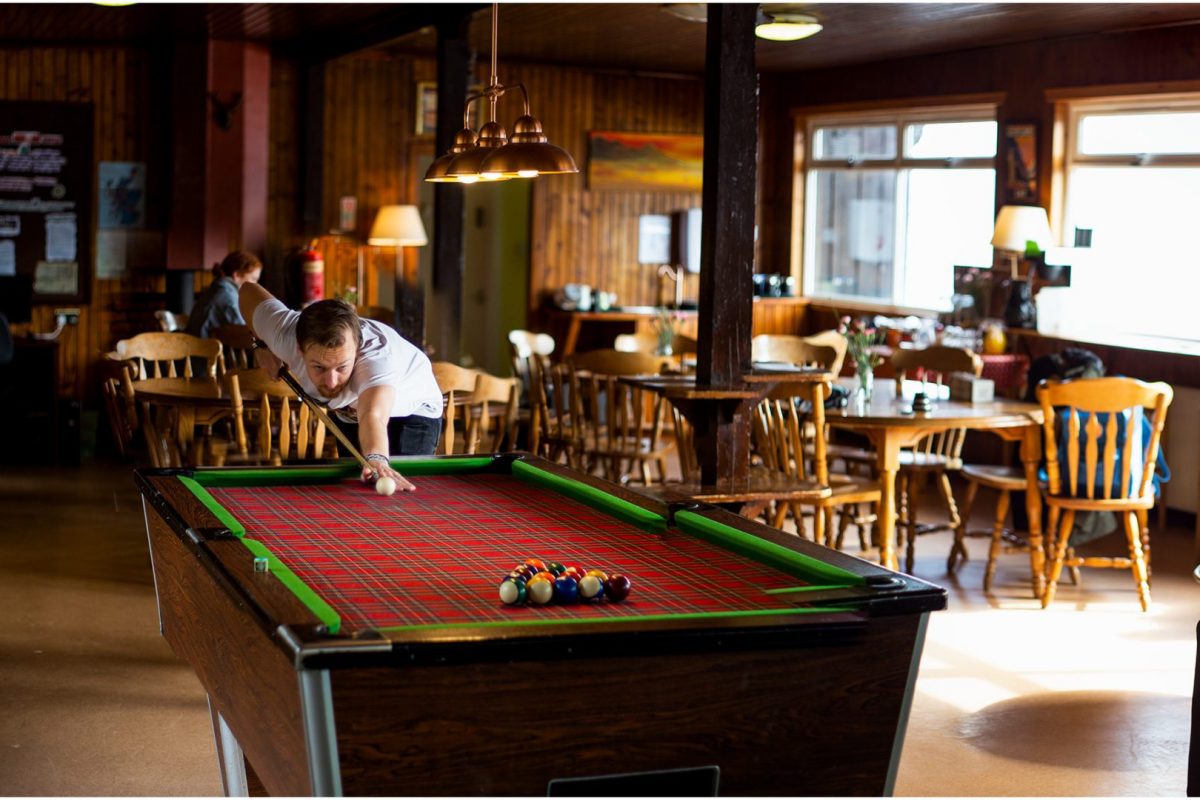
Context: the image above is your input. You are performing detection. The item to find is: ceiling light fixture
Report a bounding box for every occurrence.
[755,9,823,41]
[425,2,578,184]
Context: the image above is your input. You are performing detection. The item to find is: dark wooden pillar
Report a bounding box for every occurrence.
[692,3,759,485]
[166,40,271,273]
[430,13,470,360]
[300,62,325,236]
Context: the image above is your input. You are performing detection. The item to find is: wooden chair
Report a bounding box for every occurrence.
[461,372,520,455]
[948,351,1046,591]
[568,349,674,484]
[509,329,556,385]
[213,324,257,372]
[508,329,556,446]
[528,360,584,467]
[224,368,332,465]
[801,330,849,376]
[432,361,482,455]
[751,334,838,371]
[1038,376,1172,611]
[100,359,139,457]
[891,345,983,574]
[115,331,223,379]
[950,463,1043,593]
[154,310,187,332]
[756,381,882,546]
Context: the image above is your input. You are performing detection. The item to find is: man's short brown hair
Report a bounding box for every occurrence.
[296,300,362,351]
[217,250,262,278]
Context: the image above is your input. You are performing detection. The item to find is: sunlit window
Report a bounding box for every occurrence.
[1063,98,1200,340]
[803,107,997,309]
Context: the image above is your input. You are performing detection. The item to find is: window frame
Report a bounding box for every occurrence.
[796,101,999,310]
[1049,89,1200,342]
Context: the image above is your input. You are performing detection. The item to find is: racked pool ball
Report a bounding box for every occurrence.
[498,578,527,605]
[578,574,604,600]
[603,574,631,602]
[553,574,580,603]
[527,578,555,605]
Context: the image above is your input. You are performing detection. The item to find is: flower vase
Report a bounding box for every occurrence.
[856,365,874,403]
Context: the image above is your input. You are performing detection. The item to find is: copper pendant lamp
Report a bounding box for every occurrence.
[424,3,578,183]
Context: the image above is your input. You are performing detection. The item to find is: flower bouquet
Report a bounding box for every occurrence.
[839,316,883,400]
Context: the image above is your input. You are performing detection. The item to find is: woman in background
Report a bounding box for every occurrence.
[185,251,262,338]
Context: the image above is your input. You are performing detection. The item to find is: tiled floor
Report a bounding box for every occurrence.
[0,460,1194,795]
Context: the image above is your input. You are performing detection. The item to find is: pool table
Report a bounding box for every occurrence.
[136,454,946,796]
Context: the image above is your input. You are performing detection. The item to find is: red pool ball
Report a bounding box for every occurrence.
[603,574,631,602]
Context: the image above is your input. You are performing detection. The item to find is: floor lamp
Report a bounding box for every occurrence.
[368,205,428,338]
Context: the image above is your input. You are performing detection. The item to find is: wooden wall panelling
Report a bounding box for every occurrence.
[0,46,156,412]
[505,64,704,318]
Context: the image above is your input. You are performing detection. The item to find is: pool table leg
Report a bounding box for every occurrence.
[208,696,249,797]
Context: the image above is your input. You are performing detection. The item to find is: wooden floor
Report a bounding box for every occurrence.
[0,458,1195,795]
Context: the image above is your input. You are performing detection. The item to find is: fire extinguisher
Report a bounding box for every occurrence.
[299,241,324,306]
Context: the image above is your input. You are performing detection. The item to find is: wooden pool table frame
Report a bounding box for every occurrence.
[136,453,946,796]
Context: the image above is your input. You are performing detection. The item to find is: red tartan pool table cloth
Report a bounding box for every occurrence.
[206,474,808,630]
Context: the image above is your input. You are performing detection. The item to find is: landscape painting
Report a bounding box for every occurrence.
[587,131,703,191]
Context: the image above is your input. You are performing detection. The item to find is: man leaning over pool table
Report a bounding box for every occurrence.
[240,283,443,491]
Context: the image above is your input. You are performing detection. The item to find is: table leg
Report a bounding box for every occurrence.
[208,696,249,797]
[563,318,582,358]
[177,407,196,466]
[1020,424,1045,599]
[868,430,902,572]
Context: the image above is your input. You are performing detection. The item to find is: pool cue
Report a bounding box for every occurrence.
[252,340,378,477]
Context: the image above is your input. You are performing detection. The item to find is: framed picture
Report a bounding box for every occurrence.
[1003,123,1037,203]
[415,82,437,136]
[587,131,703,192]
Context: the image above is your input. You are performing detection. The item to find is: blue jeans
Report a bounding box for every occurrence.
[341,414,441,457]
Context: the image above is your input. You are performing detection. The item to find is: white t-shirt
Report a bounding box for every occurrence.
[253,299,443,421]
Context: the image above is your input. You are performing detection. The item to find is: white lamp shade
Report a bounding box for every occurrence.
[368,205,428,247]
[991,205,1052,253]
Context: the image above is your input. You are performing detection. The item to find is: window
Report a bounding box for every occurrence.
[802,106,997,310]
[1062,96,1200,341]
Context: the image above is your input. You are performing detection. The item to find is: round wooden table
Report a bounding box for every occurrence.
[827,378,1045,589]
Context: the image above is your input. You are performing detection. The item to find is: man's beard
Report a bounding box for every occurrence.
[316,382,346,398]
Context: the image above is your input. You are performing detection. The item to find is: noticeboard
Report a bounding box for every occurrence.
[0,101,94,304]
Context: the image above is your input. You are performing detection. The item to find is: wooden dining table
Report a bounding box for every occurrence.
[826,378,1045,590]
[618,367,833,510]
[131,375,260,467]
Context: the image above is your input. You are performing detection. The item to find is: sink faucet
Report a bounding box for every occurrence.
[657,264,684,308]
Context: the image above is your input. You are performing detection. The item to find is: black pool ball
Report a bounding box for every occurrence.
[603,574,631,602]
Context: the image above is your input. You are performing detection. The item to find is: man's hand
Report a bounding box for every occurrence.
[361,458,416,492]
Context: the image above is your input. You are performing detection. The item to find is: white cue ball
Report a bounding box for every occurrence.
[375,476,397,496]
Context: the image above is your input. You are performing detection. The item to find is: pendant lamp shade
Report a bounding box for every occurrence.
[447,120,511,182]
[480,115,580,177]
[423,3,577,184]
[426,128,479,183]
